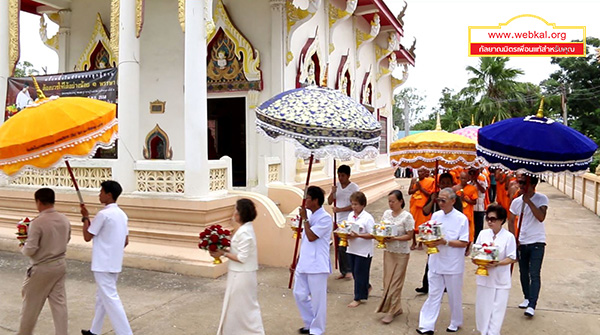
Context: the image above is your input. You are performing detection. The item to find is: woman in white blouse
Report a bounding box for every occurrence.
[210,199,265,335]
[375,190,415,324]
[473,203,517,335]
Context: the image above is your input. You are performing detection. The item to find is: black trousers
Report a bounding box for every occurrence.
[474,211,485,242]
[347,253,372,301]
[337,245,351,275]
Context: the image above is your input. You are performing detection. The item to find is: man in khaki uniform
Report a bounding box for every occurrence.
[19,188,71,335]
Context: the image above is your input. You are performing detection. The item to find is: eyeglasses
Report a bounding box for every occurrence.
[518,180,527,185]
[485,216,500,222]
[436,198,448,203]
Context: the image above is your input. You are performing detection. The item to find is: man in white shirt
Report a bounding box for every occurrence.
[327,164,360,279]
[80,180,133,335]
[417,188,470,335]
[295,186,332,335]
[16,83,33,110]
[509,174,548,317]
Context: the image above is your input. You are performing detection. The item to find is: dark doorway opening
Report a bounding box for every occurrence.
[208,98,246,187]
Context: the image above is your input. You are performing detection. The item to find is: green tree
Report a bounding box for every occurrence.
[460,57,526,124]
[541,37,600,143]
[392,87,427,129]
[13,61,39,77]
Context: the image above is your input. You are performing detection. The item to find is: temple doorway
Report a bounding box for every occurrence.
[208,97,246,187]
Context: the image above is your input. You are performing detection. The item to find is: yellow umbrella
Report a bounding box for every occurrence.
[0,82,117,202]
[390,116,477,170]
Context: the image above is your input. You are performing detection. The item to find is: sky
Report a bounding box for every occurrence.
[18,0,600,114]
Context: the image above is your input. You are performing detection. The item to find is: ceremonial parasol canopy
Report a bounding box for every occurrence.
[452,125,481,142]
[255,86,382,160]
[0,82,118,203]
[390,116,479,170]
[255,85,381,288]
[477,102,597,175]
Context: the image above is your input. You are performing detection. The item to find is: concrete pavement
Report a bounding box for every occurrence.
[1,182,599,334]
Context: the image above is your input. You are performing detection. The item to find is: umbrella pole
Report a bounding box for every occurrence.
[288,154,315,289]
[434,160,439,192]
[511,176,529,274]
[333,160,338,270]
[65,160,84,205]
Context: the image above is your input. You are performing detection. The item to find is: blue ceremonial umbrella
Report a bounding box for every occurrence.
[477,114,597,175]
[255,85,381,288]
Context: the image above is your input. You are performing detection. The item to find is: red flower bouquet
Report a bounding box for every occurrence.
[198,224,231,264]
[16,217,31,247]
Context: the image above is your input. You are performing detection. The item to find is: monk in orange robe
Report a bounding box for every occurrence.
[480,168,491,208]
[495,170,509,212]
[409,169,435,250]
[453,171,478,242]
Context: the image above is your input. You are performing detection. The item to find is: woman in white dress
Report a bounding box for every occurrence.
[473,203,517,335]
[210,199,265,335]
[375,190,415,324]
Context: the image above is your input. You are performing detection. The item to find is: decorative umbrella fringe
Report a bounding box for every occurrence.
[0,132,119,181]
[256,119,381,143]
[0,119,118,166]
[477,144,593,166]
[476,156,589,177]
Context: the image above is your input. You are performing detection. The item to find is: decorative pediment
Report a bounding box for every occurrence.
[335,53,352,97]
[377,52,397,81]
[77,13,116,71]
[39,14,59,53]
[143,124,173,160]
[328,0,357,54]
[207,0,262,92]
[296,29,324,88]
[391,64,409,91]
[286,0,321,65]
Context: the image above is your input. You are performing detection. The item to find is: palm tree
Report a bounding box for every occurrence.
[460,57,525,124]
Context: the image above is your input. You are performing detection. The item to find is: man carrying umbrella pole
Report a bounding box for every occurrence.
[80,181,133,335]
[508,174,548,318]
[327,164,359,279]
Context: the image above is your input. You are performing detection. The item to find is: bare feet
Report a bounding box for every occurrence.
[348,300,361,308]
[336,273,353,280]
[336,274,346,280]
[381,313,394,324]
[416,243,424,250]
[410,244,417,250]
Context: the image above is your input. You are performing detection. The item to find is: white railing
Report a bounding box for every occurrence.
[548,173,600,214]
[9,159,115,189]
[208,156,233,193]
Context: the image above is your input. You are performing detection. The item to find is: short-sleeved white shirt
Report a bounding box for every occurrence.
[334,182,360,222]
[346,210,375,258]
[88,203,129,273]
[475,228,517,289]
[296,207,332,274]
[381,210,414,254]
[470,177,488,212]
[510,193,549,244]
[428,208,470,275]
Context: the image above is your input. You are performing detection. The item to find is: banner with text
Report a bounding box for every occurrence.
[469,15,586,57]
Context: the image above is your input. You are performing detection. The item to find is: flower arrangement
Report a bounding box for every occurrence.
[198,224,231,264]
[371,221,397,249]
[416,220,444,254]
[16,217,31,247]
[334,220,355,247]
[6,104,18,118]
[471,242,500,276]
[290,214,301,239]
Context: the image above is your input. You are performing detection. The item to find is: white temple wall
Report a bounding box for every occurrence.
[138,0,185,160]
[67,0,108,72]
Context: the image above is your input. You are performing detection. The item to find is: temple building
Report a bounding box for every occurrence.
[0,0,415,277]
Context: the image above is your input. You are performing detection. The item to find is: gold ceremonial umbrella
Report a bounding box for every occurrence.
[390,115,478,170]
[0,81,117,202]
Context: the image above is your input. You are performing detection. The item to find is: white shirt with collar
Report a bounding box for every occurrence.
[346,210,375,258]
[228,222,259,272]
[296,207,332,274]
[475,228,517,289]
[470,177,488,212]
[429,208,470,275]
[88,203,129,273]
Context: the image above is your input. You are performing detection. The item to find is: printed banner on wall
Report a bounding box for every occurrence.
[5,68,117,120]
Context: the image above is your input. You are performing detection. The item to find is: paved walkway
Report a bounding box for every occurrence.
[0,182,599,334]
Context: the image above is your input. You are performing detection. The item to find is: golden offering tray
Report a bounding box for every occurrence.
[372,234,387,249]
[336,231,349,247]
[472,258,496,276]
[417,237,442,254]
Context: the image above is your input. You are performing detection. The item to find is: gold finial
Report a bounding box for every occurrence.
[471,114,475,126]
[480,121,483,127]
[536,97,545,118]
[491,116,496,124]
[30,75,46,100]
[435,112,442,131]
[321,63,329,87]
[457,120,462,128]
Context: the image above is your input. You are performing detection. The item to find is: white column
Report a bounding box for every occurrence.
[183,0,209,197]
[57,10,71,73]
[0,2,9,127]
[113,0,140,192]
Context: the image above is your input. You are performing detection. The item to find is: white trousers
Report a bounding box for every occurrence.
[418,271,464,331]
[90,272,132,335]
[476,286,510,335]
[293,272,329,335]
